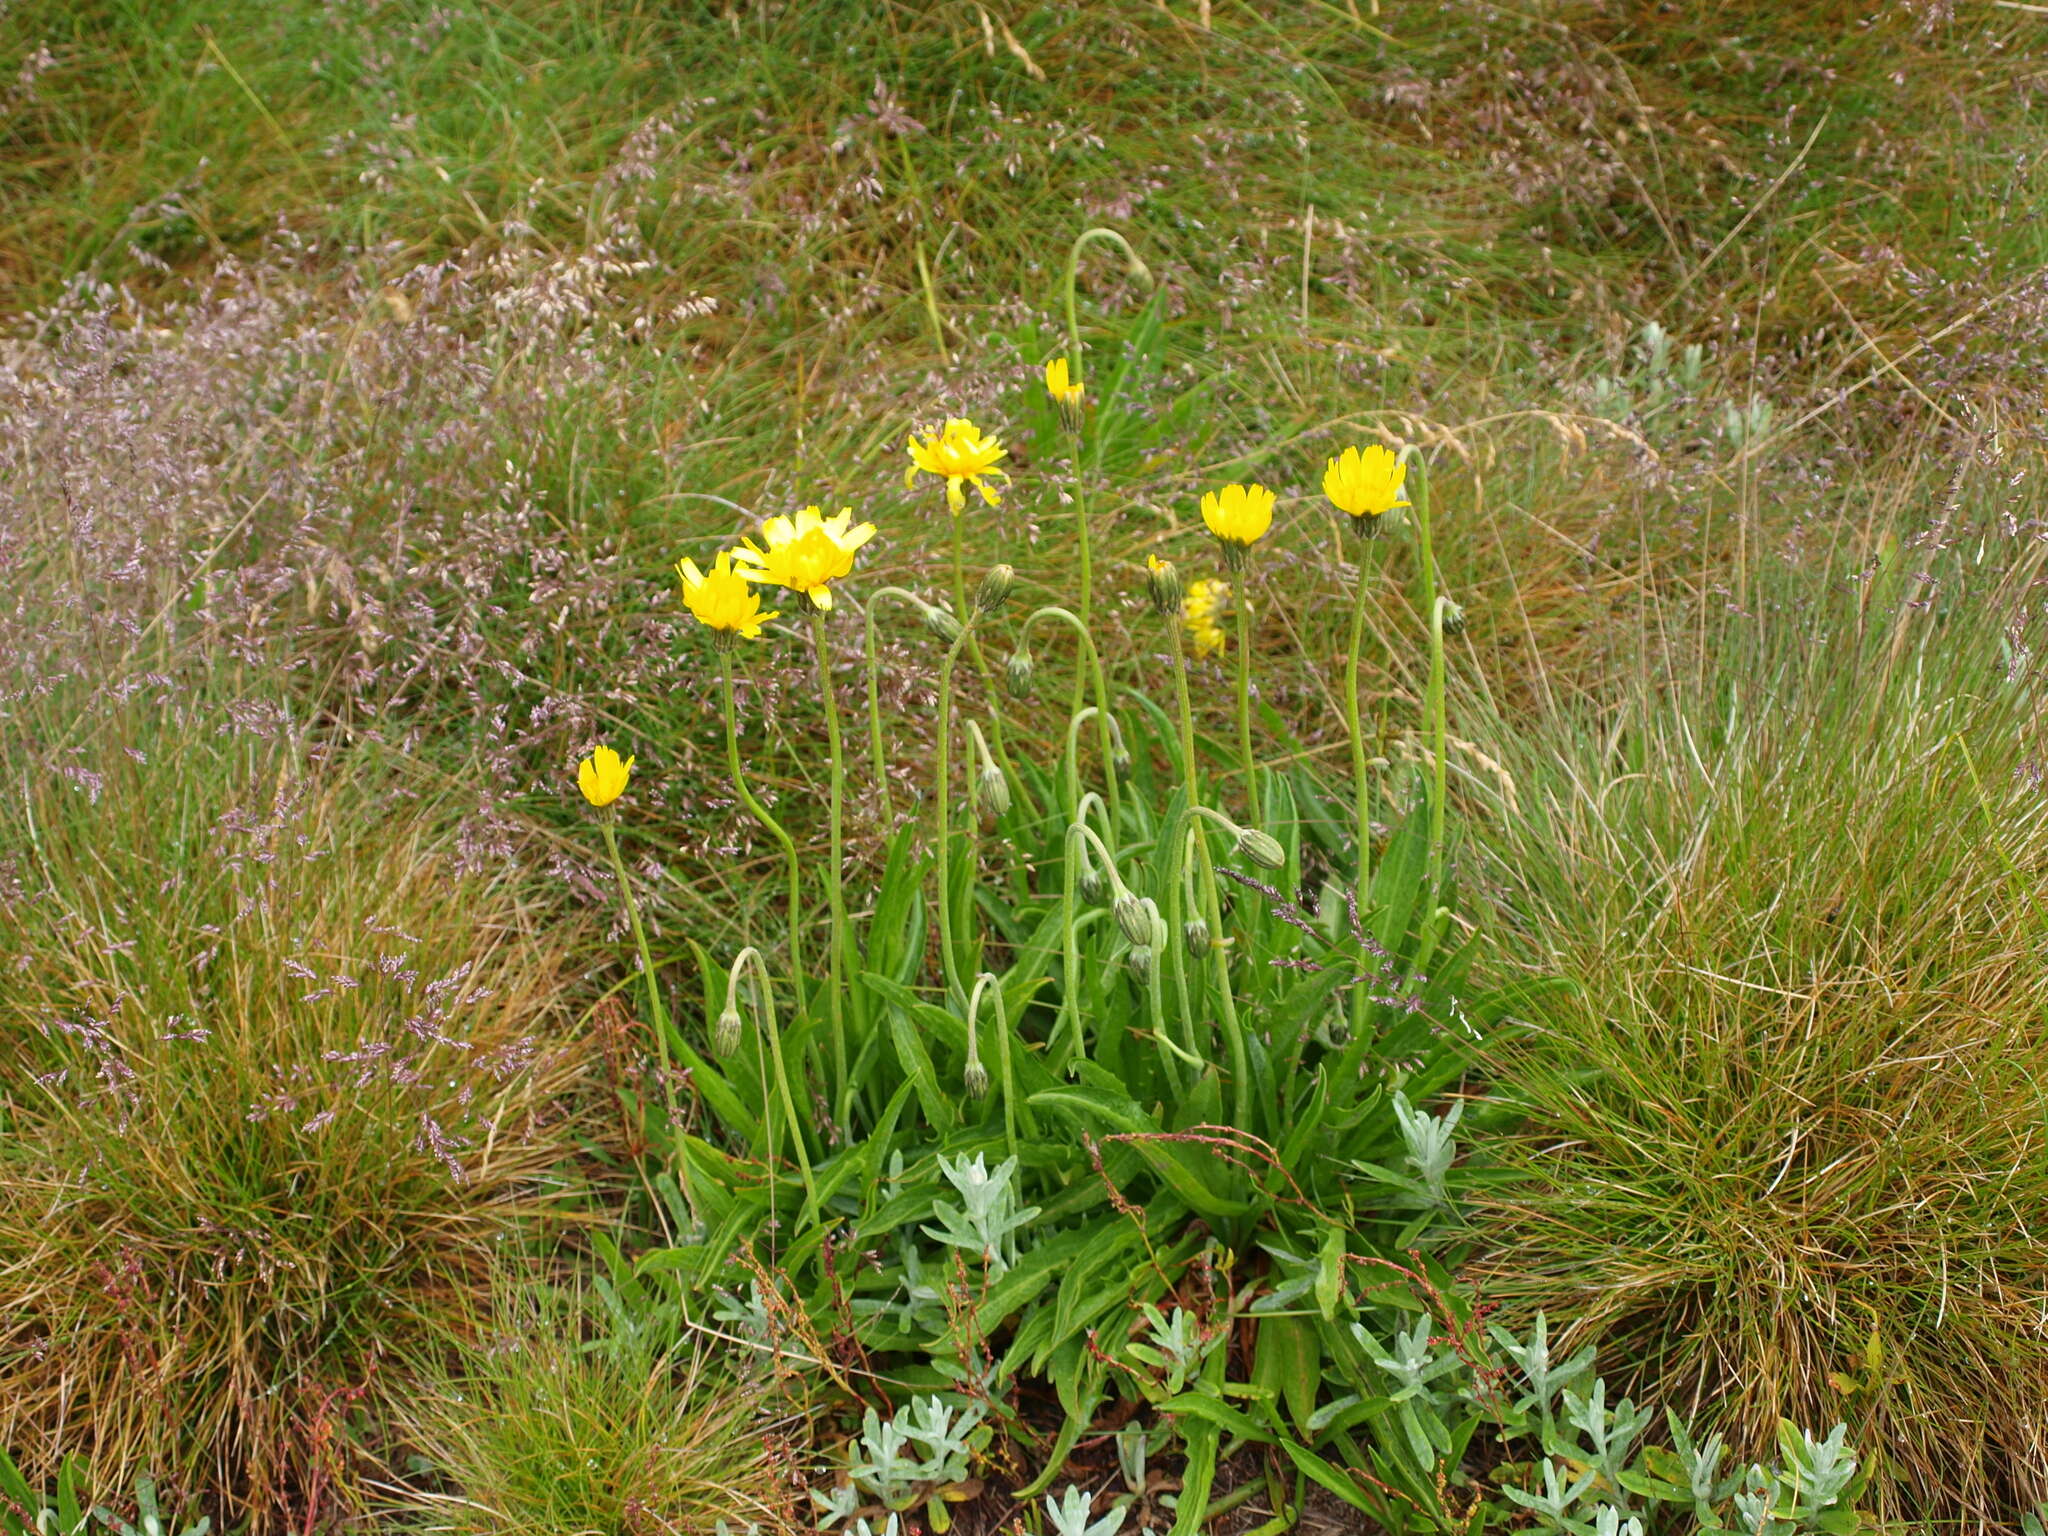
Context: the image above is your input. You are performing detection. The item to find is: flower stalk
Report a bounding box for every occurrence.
[720,653,810,1027]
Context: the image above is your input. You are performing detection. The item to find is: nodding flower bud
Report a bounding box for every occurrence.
[1439,597,1467,637]
[1325,1014,1353,1047]
[976,763,1011,817]
[1077,867,1108,905]
[975,564,1016,614]
[1005,647,1035,698]
[1126,943,1156,985]
[713,1005,743,1057]
[921,602,963,643]
[1113,892,1155,948]
[1234,827,1288,871]
[1143,555,1183,619]
[1106,714,1134,778]
[963,1056,990,1099]
[1184,918,1211,957]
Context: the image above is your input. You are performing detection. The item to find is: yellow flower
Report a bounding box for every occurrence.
[905,417,1010,513]
[676,549,779,641]
[576,745,634,808]
[1185,578,1230,659]
[1322,444,1408,529]
[731,505,877,613]
[1200,483,1276,564]
[1045,357,1084,430]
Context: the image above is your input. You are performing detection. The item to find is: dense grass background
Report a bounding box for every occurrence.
[4,0,2047,1529]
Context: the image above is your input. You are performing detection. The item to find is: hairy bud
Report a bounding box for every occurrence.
[963,1057,990,1099]
[1234,827,1287,871]
[921,602,963,643]
[1125,943,1156,985]
[1439,598,1467,636]
[1113,892,1154,948]
[1183,918,1210,958]
[1005,647,1035,698]
[976,763,1012,817]
[975,563,1016,615]
[713,1006,743,1057]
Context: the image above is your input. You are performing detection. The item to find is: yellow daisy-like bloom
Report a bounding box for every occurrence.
[676,549,779,642]
[1323,444,1409,529]
[576,744,634,808]
[731,505,877,613]
[1184,579,1230,659]
[905,417,1010,514]
[1200,483,1276,564]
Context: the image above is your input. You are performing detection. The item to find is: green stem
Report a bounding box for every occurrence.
[933,618,975,1007]
[1170,617,1250,1126]
[1026,604,1121,824]
[1343,536,1377,1037]
[1061,224,1152,483]
[948,520,1028,815]
[809,611,850,1119]
[600,815,692,1223]
[1233,581,1258,828]
[731,946,817,1217]
[721,654,809,1025]
[1411,457,1444,888]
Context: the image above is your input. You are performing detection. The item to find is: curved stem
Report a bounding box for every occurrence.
[969,972,1021,1161]
[809,612,850,1118]
[730,945,817,1217]
[721,653,809,1025]
[1028,604,1121,823]
[1062,226,1150,622]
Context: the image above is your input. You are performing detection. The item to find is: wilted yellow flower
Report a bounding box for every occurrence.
[576,744,634,808]
[905,417,1010,513]
[1323,444,1408,531]
[732,505,876,613]
[1200,483,1276,565]
[676,549,779,641]
[1045,357,1084,429]
[1185,578,1230,659]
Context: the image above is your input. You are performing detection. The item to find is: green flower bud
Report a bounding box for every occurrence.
[1183,918,1210,957]
[963,1057,990,1099]
[975,563,1016,615]
[1005,647,1035,698]
[976,763,1011,817]
[1234,827,1287,870]
[921,602,963,643]
[1143,555,1183,619]
[1077,868,1108,905]
[1440,598,1467,636]
[1126,943,1156,985]
[713,1006,743,1057]
[1113,892,1154,948]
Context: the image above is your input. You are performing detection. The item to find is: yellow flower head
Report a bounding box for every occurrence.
[905,417,1010,514]
[576,744,634,808]
[1184,578,1230,659]
[676,549,779,642]
[1323,444,1409,529]
[1045,357,1083,410]
[732,505,877,613]
[1200,482,1276,567]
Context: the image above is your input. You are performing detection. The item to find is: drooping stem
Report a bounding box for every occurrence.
[1061,224,1152,482]
[729,945,817,1216]
[721,653,808,1024]
[948,519,1027,814]
[1343,534,1377,1038]
[1026,604,1120,824]
[1232,581,1258,828]
[809,611,850,1115]
[933,617,976,1007]
[1169,616,1250,1126]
